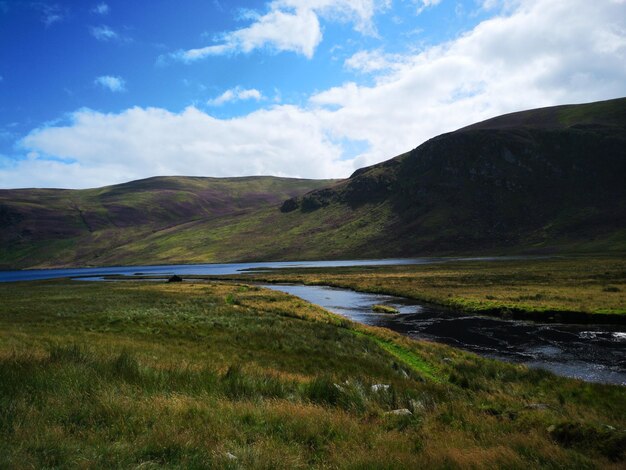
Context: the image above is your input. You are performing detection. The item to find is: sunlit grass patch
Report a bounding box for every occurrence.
[233,255,626,319]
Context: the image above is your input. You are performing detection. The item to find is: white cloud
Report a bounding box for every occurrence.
[92,3,109,15]
[207,87,263,106]
[344,49,406,73]
[4,0,626,189]
[94,76,126,92]
[35,3,65,27]
[414,0,443,15]
[277,0,391,35]
[311,0,626,168]
[9,106,352,188]
[169,0,389,61]
[90,25,118,41]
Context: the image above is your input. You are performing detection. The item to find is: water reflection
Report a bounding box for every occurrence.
[263,284,626,386]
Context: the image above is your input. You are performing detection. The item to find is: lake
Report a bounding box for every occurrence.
[0,258,430,282]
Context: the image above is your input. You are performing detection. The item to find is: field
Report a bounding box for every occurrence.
[217,255,626,321]
[1,278,625,468]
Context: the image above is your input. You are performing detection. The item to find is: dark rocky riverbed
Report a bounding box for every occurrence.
[264,284,626,386]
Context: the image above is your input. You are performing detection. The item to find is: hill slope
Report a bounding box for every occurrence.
[0,176,337,268]
[1,98,624,268]
[278,97,626,255]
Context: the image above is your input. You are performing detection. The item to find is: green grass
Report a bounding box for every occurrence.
[372,304,399,314]
[0,279,625,468]
[225,255,626,320]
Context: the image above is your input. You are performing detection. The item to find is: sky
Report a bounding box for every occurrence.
[0,0,625,189]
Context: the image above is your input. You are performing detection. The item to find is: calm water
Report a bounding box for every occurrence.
[0,258,431,283]
[263,284,626,386]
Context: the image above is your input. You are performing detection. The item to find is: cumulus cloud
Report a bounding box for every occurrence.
[92,3,109,15]
[311,0,626,168]
[90,25,118,41]
[169,0,389,61]
[5,0,626,189]
[207,87,263,106]
[10,106,352,188]
[94,75,126,92]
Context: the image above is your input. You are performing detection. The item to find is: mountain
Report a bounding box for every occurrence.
[1,98,625,269]
[0,176,337,268]
[279,97,626,255]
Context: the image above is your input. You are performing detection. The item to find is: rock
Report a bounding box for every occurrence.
[547,425,556,433]
[371,384,390,392]
[225,452,237,461]
[167,275,183,283]
[280,197,299,213]
[409,399,425,412]
[525,403,551,410]
[385,408,412,416]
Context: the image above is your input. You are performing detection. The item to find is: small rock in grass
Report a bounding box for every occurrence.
[371,384,390,392]
[525,403,551,410]
[409,399,425,412]
[385,408,412,416]
[226,452,237,461]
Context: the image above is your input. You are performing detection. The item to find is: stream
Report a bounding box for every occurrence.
[263,284,626,386]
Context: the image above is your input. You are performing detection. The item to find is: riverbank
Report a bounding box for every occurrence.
[261,283,626,385]
[1,279,625,468]
[211,255,626,324]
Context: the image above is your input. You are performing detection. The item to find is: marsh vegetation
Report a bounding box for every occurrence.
[230,256,626,320]
[1,279,624,468]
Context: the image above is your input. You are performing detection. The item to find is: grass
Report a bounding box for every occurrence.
[0,278,625,468]
[219,255,626,320]
[371,304,399,314]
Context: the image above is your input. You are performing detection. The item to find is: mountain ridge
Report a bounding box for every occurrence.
[281,97,626,254]
[1,98,625,269]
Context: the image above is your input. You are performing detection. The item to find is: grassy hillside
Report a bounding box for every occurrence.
[281,97,626,255]
[1,280,624,468]
[0,176,337,268]
[1,98,624,269]
[100,97,625,265]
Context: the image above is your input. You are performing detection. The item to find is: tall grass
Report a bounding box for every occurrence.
[0,279,624,468]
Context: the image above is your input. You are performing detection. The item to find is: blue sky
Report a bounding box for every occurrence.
[1,0,625,188]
